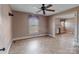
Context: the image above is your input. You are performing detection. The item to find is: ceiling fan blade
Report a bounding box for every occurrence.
[46,9,55,12]
[43,10,45,15]
[36,9,42,13]
[46,4,52,8]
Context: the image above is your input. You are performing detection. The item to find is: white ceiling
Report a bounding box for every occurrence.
[10,4,79,16]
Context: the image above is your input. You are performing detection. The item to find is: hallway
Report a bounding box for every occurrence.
[9,33,78,54]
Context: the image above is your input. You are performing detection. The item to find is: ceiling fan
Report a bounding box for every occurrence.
[36,4,55,15]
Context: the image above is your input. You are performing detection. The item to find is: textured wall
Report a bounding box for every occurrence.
[0,4,12,53]
[12,11,48,39]
[65,17,77,34]
[48,7,77,38]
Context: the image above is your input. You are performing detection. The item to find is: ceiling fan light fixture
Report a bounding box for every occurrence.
[36,4,55,15]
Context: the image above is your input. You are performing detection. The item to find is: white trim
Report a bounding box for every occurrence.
[48,34,53,37]
[7,40,12,54]
[13,34,47,41]
[48,33,56,38]
[0,40,12,54]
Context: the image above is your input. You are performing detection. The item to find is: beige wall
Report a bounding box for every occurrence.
[12,11,48,39]
[48,16,56,37]
[48,7,77,38]
[0,5,12,54]
[65,17,77,34]
[77,7,79,43]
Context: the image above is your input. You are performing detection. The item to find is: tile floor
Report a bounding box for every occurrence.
[9,33,79,54]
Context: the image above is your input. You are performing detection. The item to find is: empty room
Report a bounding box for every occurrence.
[0,4,79,54]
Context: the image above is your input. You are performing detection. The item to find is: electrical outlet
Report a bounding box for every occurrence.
[0,48,5,51]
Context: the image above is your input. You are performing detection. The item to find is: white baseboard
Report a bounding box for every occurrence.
[48,33,56,38]
[48,34,53,37]
[7,40,12,54]
[0,40,12,54]
[13,34,48,41]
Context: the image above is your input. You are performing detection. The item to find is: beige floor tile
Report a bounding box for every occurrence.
[9,33,79,54]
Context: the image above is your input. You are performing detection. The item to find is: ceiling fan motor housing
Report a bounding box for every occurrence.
[41,6,46,10]
[37,4,54,15]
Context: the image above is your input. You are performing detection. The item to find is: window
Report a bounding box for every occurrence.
[29,16,39,35]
